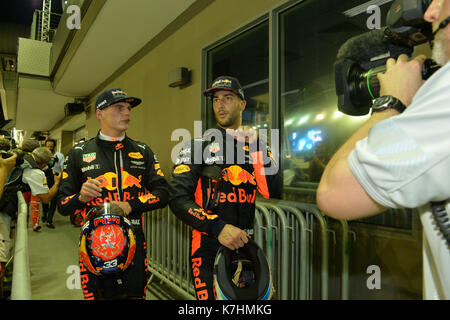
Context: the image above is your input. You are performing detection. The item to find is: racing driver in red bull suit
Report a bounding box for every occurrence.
[57,88,169,300]
[168,76,282,300]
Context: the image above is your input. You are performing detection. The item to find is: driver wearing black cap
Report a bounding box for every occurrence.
[168,76,282,300]
[57,87,169,299]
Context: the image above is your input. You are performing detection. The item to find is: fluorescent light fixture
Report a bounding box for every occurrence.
[315,113,325,121]
[298,115,309,125]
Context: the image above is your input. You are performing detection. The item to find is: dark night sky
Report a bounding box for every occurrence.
[0,0,63,26]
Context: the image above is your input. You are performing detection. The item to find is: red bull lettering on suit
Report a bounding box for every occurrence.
[188,208,218,220]
[138,193,160,204]
[191,257,209,300]
[87,191,150,206]
[78,262,94,300]
[216,188,256,204]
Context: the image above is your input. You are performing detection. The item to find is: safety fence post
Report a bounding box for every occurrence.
[11,192,31,300]
[281,201,329,300]
[275,203,308,300]
[256,202,289,300]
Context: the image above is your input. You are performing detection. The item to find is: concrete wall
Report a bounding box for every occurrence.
[85,0,285,178]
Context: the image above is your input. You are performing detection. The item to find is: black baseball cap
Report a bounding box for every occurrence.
[95,88,142,110]
[203,76,245,100]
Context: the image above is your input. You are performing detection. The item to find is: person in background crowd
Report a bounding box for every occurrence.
[41,139,64,228]
[21,140,61,231]
[0,144,17,299]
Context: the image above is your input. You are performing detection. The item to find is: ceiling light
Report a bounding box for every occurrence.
[298,115,309,125]
[315,113,325,121]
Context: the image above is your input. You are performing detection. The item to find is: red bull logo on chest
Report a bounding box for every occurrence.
[91,171,142,191]
[222,165,256,186]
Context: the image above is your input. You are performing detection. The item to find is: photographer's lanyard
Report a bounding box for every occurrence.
[113,150,124,202]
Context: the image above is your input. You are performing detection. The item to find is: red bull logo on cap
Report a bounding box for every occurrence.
[222,165,256,186]
[111,89,127,96]
[212,79,232,87]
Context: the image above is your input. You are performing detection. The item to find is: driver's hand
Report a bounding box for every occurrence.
[218,224,249,250]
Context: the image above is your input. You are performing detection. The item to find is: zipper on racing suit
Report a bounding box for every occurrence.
[113,145,125,202]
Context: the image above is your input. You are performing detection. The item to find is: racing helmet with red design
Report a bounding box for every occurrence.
[79,202,136,276]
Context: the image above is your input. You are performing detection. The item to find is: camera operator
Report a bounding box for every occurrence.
[21,140,62,231]
[42,139,64,228]
[317,0,450,299]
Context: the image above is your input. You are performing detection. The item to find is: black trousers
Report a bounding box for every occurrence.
[42,198,57,223]
[43,170,56,223]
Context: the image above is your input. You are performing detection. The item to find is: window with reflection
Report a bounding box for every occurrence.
[279,0,411,229]
[205,20,270,130]
[280,0,390,185]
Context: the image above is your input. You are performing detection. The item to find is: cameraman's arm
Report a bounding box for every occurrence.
[316,110,396,219]
[317,55,425,220]
[0,154,17,198]
[37,172,62,204]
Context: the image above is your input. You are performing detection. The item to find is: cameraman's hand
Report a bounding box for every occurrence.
[54,172,62,186]
[378,54,427,106]
[218,224,249,250]
[79,178,102,203]
[0,153,17,174]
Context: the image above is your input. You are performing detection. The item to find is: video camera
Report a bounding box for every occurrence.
[0,149,25,167]
[47,155,58,169]
[334,0,439,116]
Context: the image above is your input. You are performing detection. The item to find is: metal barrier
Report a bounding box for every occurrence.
[11,192,32,300]
[146,208,195,300]
[144,198,350,300]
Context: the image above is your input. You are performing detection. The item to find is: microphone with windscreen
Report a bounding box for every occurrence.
[334,28,438,116]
